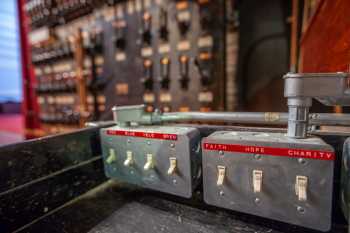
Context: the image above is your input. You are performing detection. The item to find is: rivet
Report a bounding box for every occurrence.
[127,139,131,143]
[147,141,151,145]
[173,179,177,185]
[219,151,224,155]
[170,143,175,148]
[297,206,305,214]
[219,190,224,196]
[254,198,261,204]
[298,158,306,164]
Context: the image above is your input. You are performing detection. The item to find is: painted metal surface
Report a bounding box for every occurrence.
[101,125,202,198]
[202,131,335,231]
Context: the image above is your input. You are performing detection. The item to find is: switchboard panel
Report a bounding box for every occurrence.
[23,0,236,136]
[202,131,335,231]
[102,0,227,113]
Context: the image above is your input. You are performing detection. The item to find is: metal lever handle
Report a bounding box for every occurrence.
[144,153,154,171]
[217,166,226,186]
[124,151,134,167]
[167,157,177,175]
[295,176,308,201]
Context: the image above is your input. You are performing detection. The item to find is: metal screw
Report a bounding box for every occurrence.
[298,158,306,165]
[173,179,177,185]
[254,154,261,160]
[254,198,261,205]
[147,141,151,145]
[297,206,305,214]
[219,151,224,155]
[127,139,131,143]
[170,143,175,148]
[219,190,224,196]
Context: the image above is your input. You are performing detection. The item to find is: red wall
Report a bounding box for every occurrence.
[301,0,350,72]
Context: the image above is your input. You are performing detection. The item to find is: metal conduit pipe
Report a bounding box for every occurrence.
[160,112,350,126]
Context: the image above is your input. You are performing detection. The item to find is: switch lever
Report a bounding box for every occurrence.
[253,170,263,193]
[295,176,308,201]
[124,151,134,167]
[217,166,226,186]
[144,153,154,170]
[106,148,116,164]
[167,157,177,175]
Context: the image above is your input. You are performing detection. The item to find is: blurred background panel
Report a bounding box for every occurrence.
[0,0,23,145]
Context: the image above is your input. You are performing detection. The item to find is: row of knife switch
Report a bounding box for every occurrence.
[106,149,178,175]
[216,166,308,202]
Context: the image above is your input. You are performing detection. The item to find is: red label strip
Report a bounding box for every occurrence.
[203,143,334,161]
[107,130,178,141]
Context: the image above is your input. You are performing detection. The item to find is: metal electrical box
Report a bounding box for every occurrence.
[101,125,201,198]
[202,131,335,231]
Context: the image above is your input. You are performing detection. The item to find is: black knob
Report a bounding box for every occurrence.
[159,9,168,41]
[142,30,152,45]
[115,37,126,50]
[94,32,104,53]
[142,77,154,91]
[115,25,127,50]
[178,21,190,37]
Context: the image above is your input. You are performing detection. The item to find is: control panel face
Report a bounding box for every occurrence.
[202,131,335,231]
[102,0,226,113]
[100,125,201,198]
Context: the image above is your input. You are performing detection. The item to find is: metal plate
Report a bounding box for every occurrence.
[100,125,201,198]
[202,131,335,231]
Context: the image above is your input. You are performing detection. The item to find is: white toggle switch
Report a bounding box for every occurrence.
[167,157,177,175]
[217,166,226,186]
[144,153,154,171]
[106,148,116,164]
[124,151,134,167]
[253,170,263,193]
[295,176,308,201]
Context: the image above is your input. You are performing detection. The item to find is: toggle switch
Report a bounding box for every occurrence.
[141,12,152,45]
[113,20,127,50]
[195,52,213,86]
[144,153,154,171]
[160,57,170,89]
[124,151,134,167]
[179,55,189,90]
[106,148,116,164]
[217,165,226,186]
[159,8,168,41]
[253,170,263,193]
[141,59,153,90]
[176,11,191,37]
[295,176,308,201]
[167,157,177,175]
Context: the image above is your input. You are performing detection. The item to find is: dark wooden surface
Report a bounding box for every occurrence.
[0,126,110,233]
[17,181,348,233]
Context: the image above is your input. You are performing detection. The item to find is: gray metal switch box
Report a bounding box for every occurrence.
[202,131,335,231]
[101,125,201,198]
